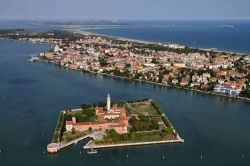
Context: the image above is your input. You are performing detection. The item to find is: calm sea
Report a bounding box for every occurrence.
[82,20,250,54]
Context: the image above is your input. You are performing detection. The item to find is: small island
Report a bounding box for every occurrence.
[47,94,184,153]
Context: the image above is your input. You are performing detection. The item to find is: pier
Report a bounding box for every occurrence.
[47,132,104,153]
[28,56,40,62]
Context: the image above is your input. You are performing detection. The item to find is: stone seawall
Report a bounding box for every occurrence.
[83,134,184,150]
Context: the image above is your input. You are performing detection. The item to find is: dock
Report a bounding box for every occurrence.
[47,132,105,153]
[28,56,40,62]
[47,135,89,153]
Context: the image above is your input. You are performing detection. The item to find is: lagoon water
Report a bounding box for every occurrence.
[0,38,250,166]
[83,20,250,54]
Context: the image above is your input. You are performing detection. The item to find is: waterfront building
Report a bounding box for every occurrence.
[66,94,129,134]
[167,44,185,49]
[213,84,241,97]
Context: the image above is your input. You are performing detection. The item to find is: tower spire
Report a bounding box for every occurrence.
[107,94,111,112]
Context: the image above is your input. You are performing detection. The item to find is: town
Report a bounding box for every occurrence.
[1,29,250,99]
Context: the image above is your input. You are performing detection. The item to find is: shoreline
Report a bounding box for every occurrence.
[68,29,156,44]
[83,136,184,150]
[69,29,249,55]
[84,70,250,102]
[4,33,247,55]
[37,58,250,103]
[47,102,184,153]
[1,33,249,103]
[48,130,184,153]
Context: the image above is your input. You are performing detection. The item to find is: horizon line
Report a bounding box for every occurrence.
[0,17,250,22]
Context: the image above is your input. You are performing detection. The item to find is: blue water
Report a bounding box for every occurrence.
[1,20,250,53]
[83,20,250,54]
[0,38,250,165]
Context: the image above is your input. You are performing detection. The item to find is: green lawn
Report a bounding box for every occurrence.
[127,101,159,117]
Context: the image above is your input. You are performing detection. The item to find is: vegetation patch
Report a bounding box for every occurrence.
[52,111,65,143]
[95,99,177,145]
[65,108,97,122]
[62,130,86,143]
[126,101,159,117]
[95,129,174,145]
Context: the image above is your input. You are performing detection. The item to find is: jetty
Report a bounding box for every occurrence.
[47,132,104,153]
[47,135,89,153]
[28,56,40,62]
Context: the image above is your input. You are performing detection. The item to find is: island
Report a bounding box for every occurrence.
[47,94,184,153]
[0,29,249,101]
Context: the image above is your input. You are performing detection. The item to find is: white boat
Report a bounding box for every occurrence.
[28,56,40,62]
[87,148,97,154]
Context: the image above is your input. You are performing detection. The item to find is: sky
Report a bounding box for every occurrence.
[0,0,250,20]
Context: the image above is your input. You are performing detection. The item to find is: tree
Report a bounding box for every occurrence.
[125,63,131,68]
[117,100,126,107]
[161,116,171,127]
[99,57,109,67]
[81,104,91,109]
[107,129,120,143]
[71,127,76,134]
[134,71,142,79]
[123,69,130,77]
[150,119,160,130]
[158,73,163,83]
[130,132,137,141]
[129,116,138,125]
[240,89,250,98]
[151,58,158,64]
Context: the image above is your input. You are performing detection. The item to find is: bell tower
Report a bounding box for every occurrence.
[107,94,111,112]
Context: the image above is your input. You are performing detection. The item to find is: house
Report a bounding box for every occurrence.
[173,62,186,68]
[180,77,189,86]
[162,75,169,84]
[213,83,241,97]
[172,79,178,84]
[191,82,200,87]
